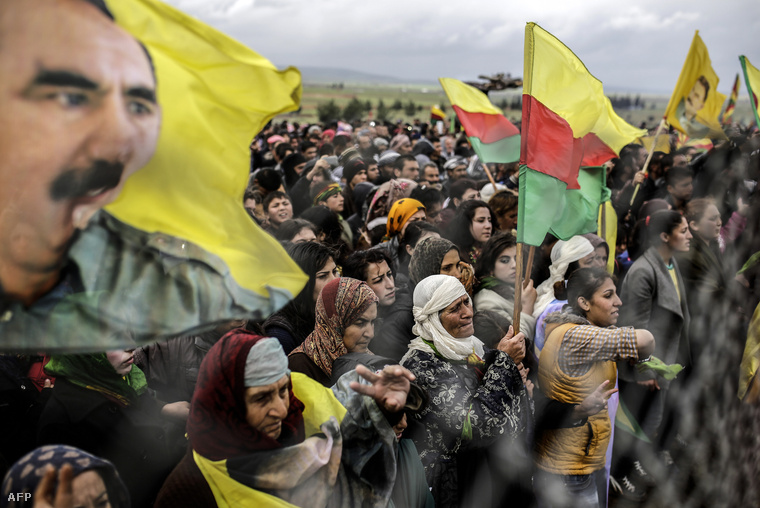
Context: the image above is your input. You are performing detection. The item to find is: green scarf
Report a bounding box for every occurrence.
[45,353,148,406]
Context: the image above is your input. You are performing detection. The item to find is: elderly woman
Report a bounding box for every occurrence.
[1,445,130,508]
[289,277,379,386]
[155,330,413,507]
[401,274,529,507]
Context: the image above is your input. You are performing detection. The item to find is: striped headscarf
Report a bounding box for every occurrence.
[312,182,342,206]
[384,198,426,241]
[290,278,378,378]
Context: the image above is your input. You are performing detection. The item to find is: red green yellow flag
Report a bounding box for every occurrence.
[430,105,446,123]
[740,55,760,129]
[722,73,740,125]
[664,31,727,140]
[517,22,644,246]
[582,96,647,167]
[105,0,307,311]
[439,77,520,163]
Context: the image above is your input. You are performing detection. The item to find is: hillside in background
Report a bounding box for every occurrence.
[279,67,755,129]
[298,66,434,85]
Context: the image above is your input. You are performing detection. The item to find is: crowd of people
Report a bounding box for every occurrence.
[1,1,760,508]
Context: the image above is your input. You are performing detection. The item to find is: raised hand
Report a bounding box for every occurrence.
[350,364,415,413]
[33,464,74,508]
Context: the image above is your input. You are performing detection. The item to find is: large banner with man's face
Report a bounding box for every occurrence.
[0,0,305,352]
[664,31,727,141]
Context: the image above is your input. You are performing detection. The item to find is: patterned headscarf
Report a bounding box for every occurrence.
[290,278,378,378]
[365,178,418,228]
[384,198,426,241]
[1,445,130,508]
[312,182,342,206]
[44,353,147,407]
[188,329,305,461]
[408,236,458,285]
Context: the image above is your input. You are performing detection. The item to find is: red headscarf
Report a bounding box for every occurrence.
[188,329,305,461]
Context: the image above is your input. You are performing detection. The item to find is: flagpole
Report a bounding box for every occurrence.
[513,243,524,333]
[524,245,535,287]
[630,118,668,206]
[482,164,498,189]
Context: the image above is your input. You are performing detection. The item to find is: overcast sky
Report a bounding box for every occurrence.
[165,0,760,95]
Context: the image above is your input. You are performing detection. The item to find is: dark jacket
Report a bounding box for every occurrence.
[619,246,691,383]
[37,379,185,508]
[372,284,416,362]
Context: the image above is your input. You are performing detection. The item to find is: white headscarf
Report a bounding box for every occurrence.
[406,275,485,361]
[532,236,594,318]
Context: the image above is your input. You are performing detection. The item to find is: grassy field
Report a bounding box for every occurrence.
[277,82,757,132]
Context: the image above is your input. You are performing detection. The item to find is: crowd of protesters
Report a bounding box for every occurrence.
[1,3,760,505]
[4,109,759,508]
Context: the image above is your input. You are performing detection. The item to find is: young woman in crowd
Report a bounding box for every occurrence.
[445,200,496,265]
[619,209,691,430]
[474,232,537,341]
[272,218,318,244]
[408,236,466,289]
[488,190,520,232]
[534,267,654,508]
[288,278,379,386]
[676,198,731,363]
[395,221,441,280]
[263,242,340,354]
[400,274,529,507]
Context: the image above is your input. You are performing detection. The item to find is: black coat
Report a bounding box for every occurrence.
[37,379,185,508]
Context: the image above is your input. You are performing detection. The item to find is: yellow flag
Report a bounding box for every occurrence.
[664,31,726,140]
[105,0,307,304]
[637,134,671,154]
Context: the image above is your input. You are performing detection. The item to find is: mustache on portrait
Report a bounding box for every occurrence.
[49,160,125,201]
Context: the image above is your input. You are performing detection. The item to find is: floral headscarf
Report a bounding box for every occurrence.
[290,278,378,378]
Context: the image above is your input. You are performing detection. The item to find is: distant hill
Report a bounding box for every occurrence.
[297,66,434,85]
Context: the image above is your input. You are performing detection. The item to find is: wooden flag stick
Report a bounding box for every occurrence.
[482,163,498,189]
[513,242,524,332]
[523,245,535,288]
[630,117,668,206]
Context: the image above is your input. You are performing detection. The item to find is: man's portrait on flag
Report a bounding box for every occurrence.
[675,75,712,138]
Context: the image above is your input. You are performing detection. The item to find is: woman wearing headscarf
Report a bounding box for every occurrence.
[374,197,427,280]
[156,330,414,507]
[532,236,595,354]
[289,278,379,386]
[364,179,418,247]
[409,236,475,295]
[37,351,187,507]
[1,445,130,508]
[400,274,529,508]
